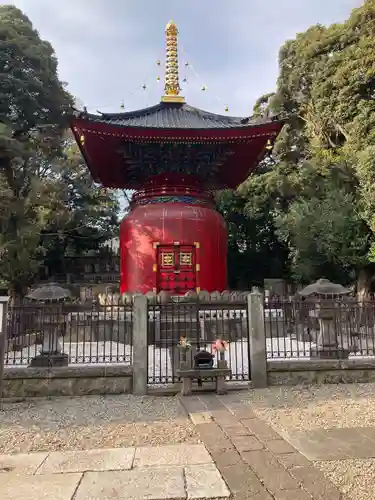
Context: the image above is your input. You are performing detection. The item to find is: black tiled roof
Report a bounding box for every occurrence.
[73,102,278,129]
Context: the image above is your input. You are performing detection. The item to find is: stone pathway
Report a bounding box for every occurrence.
[284,426,375,461]
[0,443,230,499]
[0,393,351,499]
[180,393,346,500]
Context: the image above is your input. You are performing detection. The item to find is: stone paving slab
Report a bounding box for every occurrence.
[0,452,48,474]
[288,465,342,500]
[272,489,313,500]
[0,444,229,499]
[230,434,264,452]
[189,411,213,425]
[75,467,185,500]
[284,426,375,460]
[133,444,213,467]
[185,464,231,499]
[240,449,298,492]
[37,447,135,474]
[195,424,234,453]
[216,462,266,496]
[0,472,82,500]
[74,466,230,500]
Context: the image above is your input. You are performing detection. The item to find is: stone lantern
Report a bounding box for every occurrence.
[297,278,351,359]
[27,284,71,367]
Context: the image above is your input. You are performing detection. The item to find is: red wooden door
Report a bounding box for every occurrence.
[157,245,196,294]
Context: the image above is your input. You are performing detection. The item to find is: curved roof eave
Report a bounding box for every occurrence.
[71,102,285,130]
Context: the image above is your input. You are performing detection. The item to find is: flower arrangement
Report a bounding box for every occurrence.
[177,336,191,352]
[177,336,191,364]
[213,338,228,362]
[213,339,228,353]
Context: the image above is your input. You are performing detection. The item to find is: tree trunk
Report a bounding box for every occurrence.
[357,269,372,302]
[8,285,29,307]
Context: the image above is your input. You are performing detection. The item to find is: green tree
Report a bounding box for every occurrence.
[216,190,289,289]
[40,139,120,279]
[0,5,73,295]
[275,179,369,284]
[239,0,375,289]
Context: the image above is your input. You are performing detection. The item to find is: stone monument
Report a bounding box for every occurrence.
[297,278,351,359]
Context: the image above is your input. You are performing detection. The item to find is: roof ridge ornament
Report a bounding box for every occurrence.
[161,20,185,104]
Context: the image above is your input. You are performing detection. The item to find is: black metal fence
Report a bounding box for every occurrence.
[264,299,375,359]
[147,299,249,385]
[10,292,375,377]
[6,299,133,366]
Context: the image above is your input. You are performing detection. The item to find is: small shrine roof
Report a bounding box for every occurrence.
[73,102,279,130]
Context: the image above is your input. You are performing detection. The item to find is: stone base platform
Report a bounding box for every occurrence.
[0,444,230,500]
[176,368,231,396]
[29,352,69,368]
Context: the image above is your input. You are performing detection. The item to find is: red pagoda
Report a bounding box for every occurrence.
[70,21,284,295]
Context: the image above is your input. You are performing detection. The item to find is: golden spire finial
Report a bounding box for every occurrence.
[161,20,185,103]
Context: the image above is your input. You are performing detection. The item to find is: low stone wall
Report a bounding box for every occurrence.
[3,365,132,398]
[267,358,375,385]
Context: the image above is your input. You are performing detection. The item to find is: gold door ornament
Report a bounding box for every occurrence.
[161,252,174,267]
[180,252,192,266]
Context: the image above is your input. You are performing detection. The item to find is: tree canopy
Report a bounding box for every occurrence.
[0,6,119,294]
[223,0,375,291]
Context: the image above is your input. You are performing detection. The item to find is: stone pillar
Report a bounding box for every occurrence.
[132,295,148,395]
[0,295,10,405]
[248,292,268,388]
[312,302,348,359]
[29,306,69,368]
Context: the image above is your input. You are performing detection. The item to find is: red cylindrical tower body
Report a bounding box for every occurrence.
[120,175,227,294]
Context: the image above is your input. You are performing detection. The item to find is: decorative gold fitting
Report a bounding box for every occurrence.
[161,20,185,103]
[173,241,180,245]
[153,264,157,272]
[196,287,201,293]
[196,264,200,272]
[161,95,185,103]
[153,242,160,249]
[194,242,200,249]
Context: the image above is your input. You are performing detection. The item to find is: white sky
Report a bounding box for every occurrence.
[7,0,362,117]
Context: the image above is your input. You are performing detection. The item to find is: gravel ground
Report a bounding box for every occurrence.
[0,395,199,454]
[239,383,375,430]
[237,384,375,500]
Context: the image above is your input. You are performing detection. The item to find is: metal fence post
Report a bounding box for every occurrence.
[0,295,10,408]
[247,292,268,388]
[132,294,148,395]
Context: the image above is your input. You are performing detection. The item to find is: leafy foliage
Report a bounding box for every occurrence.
[0,6,73,293]
[233,0,375,287]
[40,138,119,277]
[216,190,289,289]
[0,6,119,294]
[275,182,369,283]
